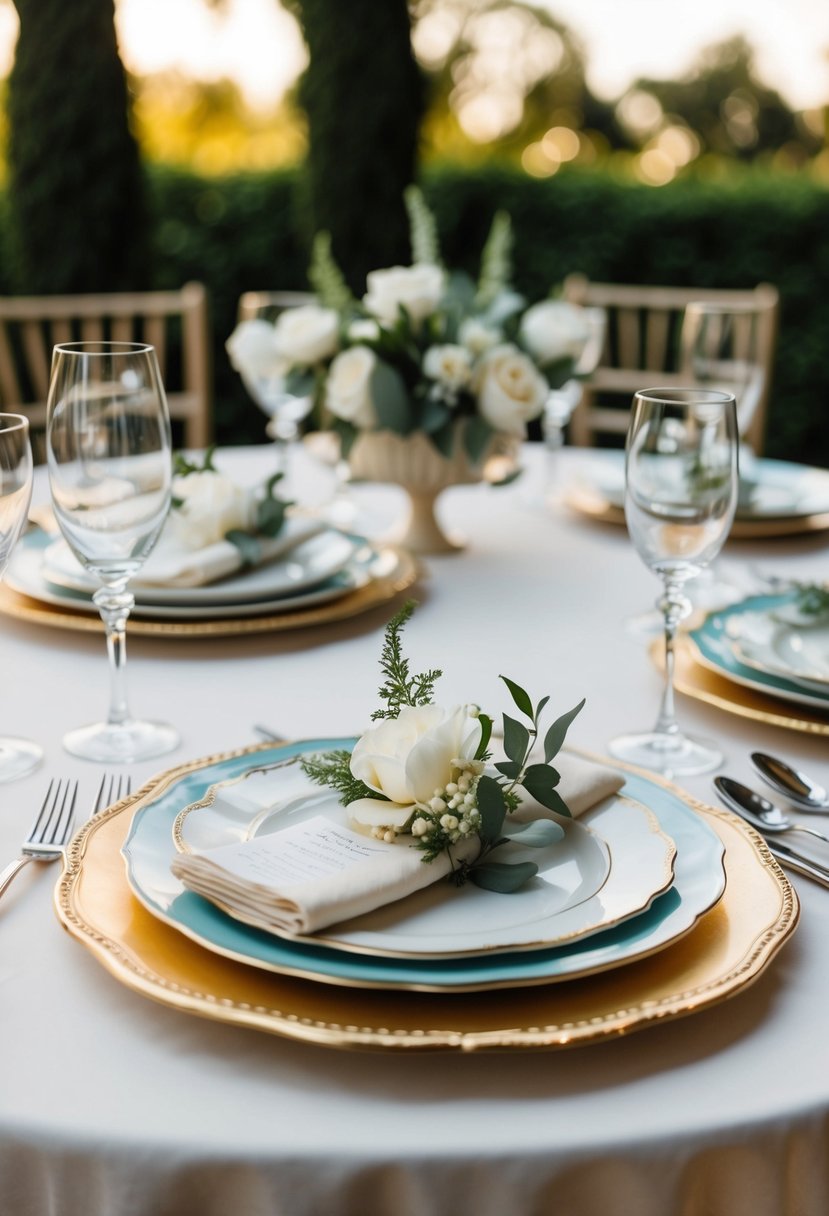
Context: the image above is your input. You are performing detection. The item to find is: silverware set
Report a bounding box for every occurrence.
[714,752,829,889]
[0,772,132,905]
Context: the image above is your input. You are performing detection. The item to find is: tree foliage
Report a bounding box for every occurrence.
[7,0,148,293]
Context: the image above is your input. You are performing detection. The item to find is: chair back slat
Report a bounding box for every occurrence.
[0,284,211,458]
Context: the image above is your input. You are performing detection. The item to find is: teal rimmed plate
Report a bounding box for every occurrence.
[120,739,726,993]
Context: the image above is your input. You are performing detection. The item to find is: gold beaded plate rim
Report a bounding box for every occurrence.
[54,743,798,1052]
[0,547,418,638]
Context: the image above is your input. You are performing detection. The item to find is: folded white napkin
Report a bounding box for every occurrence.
[170,754,626,937]
[41,516,326,591]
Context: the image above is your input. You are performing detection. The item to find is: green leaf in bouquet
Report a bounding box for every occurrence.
[370,361,413,434]
[482,288,525,327]
[521,765,572,818]
[534,694,550,722]
[502,714,530,764]
[494,759,522,780]
[284,368,316,397]
[427,419,456,459]
[476,773,507,840]
[329,418,358,460]
[256,495,288,538]
[542,355,577,391]
[501,819,565,848]
[420,397,452,434]
[474,711,493,760]
[225,529,262,568]
[469,860,538,893]
[543,698,586,763]
[500,675,533,719]
[463,415,494,466]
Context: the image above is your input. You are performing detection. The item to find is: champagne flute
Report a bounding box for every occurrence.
[46,343,179,762]
[0,413,43,781]
[609,387,738,777]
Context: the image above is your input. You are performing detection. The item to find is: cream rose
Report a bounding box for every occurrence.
[273,304,339,366]
[519,300,590,366]
[363,264,445,328]
[225,320,285,380]
[347,704,482,829]
[475,343,548,436]
[325,346,378,429]
[166,471,256,550]
[423,344,473,393]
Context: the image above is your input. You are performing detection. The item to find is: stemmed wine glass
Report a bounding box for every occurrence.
[46,342,179,763]
[0,413,44,781]
[542,306,606,503]
[609,387,738,777]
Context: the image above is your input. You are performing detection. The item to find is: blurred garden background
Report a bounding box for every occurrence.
[0,0,827,460]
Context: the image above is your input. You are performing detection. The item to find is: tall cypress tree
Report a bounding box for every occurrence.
[291,0,423,292]
[7,0,148,293]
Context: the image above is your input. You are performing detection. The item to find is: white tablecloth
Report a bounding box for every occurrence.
[2,445,828,1216]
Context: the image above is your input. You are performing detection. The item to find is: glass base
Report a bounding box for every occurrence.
[0,736,44,783]
[63,719,179,764]
[608,729,722,778]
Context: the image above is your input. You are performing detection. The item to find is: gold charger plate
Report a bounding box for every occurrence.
[565,486,829,540]
[55,747,797,1052]
[653,638,829,739]
[0,547,418,639]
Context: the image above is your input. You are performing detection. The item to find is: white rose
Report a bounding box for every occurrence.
[363,264,445,328]
[423,344,472,392]
[348,704,482,829]
[166,471,256,550]
[273,304,339,366]
[458,318,501,356]
[225,320,285,380]
[325,346,378,429]
[519,300,590,366]
[475,343,548,436]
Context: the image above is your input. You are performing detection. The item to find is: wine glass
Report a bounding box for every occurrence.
[234,292,315,484]
[543,306,606,503]
[0,413,44,781]
[46,342,179,763]
[609,387,738,777]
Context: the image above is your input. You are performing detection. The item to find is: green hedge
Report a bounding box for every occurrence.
[71,165,829,465]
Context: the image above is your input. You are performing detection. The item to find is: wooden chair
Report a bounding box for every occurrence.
[237,290,314,323]
[562,275,779,452]
[0,281,212,456]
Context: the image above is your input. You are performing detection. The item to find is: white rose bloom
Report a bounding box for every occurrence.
[348,704,482,829]
[423,344,473,392]
[167,471,256,551]
[225,320,284,379]
[519,300,590,366]
[476,343,548,436]
[325,346,378,429]
[272,304,339,366]
[363,263,445,328]
[347,318,381,342]
[458,318,501,356]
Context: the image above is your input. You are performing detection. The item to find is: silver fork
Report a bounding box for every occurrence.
[91,772,132,817]
[0,779,78,902]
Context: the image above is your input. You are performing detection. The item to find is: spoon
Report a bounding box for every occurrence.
[713,776,829,845]
[750,752,829,812]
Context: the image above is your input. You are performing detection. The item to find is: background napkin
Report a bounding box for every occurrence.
[171,754,626,938]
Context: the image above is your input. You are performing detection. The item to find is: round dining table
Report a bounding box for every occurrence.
[1,443,828,1216]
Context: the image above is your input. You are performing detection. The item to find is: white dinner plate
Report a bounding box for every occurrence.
[119,739,726,992]
[6,530,388,621]
[572,450,829,521]
[40,527,356,606]
[731,613,829,691]
[171,756,677,959]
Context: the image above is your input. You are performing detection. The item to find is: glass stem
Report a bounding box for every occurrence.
[653,577,690,739]
[543,416,564,500]
[93,586,135,728]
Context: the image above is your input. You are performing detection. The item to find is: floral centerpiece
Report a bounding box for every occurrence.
[302,601,585,892]
[227,188,591,553]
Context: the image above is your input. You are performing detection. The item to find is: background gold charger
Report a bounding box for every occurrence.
[0,547,418,639]
[55,750,797,1052]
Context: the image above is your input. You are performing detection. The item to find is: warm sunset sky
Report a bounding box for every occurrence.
[0,0,826,112]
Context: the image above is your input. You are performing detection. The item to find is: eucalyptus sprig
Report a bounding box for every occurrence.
[225,472,293,567]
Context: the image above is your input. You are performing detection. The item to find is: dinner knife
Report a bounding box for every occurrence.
[763,839,829,890]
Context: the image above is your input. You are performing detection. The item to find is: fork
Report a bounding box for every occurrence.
[0,779,78,902]
[91,772,132,817]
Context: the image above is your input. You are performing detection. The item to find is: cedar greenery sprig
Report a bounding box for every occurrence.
[299,750,385,806]
[370,600,442,720]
